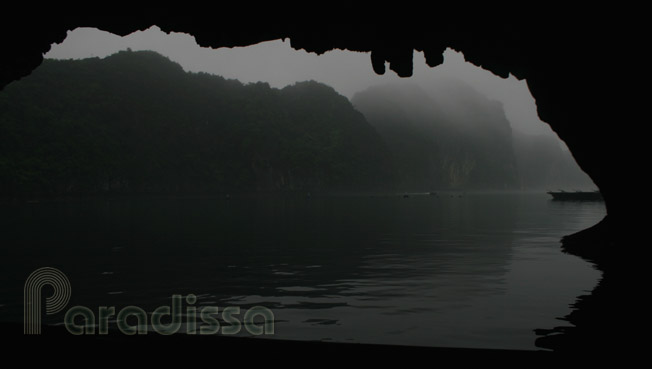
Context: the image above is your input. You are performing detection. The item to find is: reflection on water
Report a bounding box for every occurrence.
[0,192,605,350]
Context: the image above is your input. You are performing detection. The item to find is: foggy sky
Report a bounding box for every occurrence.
[44,26,557,138]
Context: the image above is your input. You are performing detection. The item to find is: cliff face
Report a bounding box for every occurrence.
[0,51,394,196]
[3,52,589,196]
[512,133,595,191]
[352,80,518,190]
[0,19,635,222]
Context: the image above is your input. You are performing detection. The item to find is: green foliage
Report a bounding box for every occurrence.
[4,50,579,198]
[0,50,394,197]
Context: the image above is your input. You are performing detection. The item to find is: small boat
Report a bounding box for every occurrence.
[547,190,603,201]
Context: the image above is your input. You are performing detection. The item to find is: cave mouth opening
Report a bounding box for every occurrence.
[0,25,607,352]
[41,25,596,194]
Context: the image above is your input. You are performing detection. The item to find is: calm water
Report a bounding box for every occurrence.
[0,192,605,350]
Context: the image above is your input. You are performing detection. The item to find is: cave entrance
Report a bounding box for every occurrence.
[0,26,605,352]
[44,26,596,193]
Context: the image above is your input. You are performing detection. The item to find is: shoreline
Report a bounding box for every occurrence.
[534,215,640,352]
[3,322,554,366]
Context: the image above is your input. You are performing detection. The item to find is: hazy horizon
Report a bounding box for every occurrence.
[43,26,560,141]
[2,25,610,354]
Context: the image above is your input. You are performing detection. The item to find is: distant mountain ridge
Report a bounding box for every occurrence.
[0,50,394,197]
[0,50,593,198]
[352,81,518,190]
[351,80,594,191]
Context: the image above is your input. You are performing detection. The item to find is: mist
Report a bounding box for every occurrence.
[37,25,594,193]
[45,26,555,138]
[1,25,609,354]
